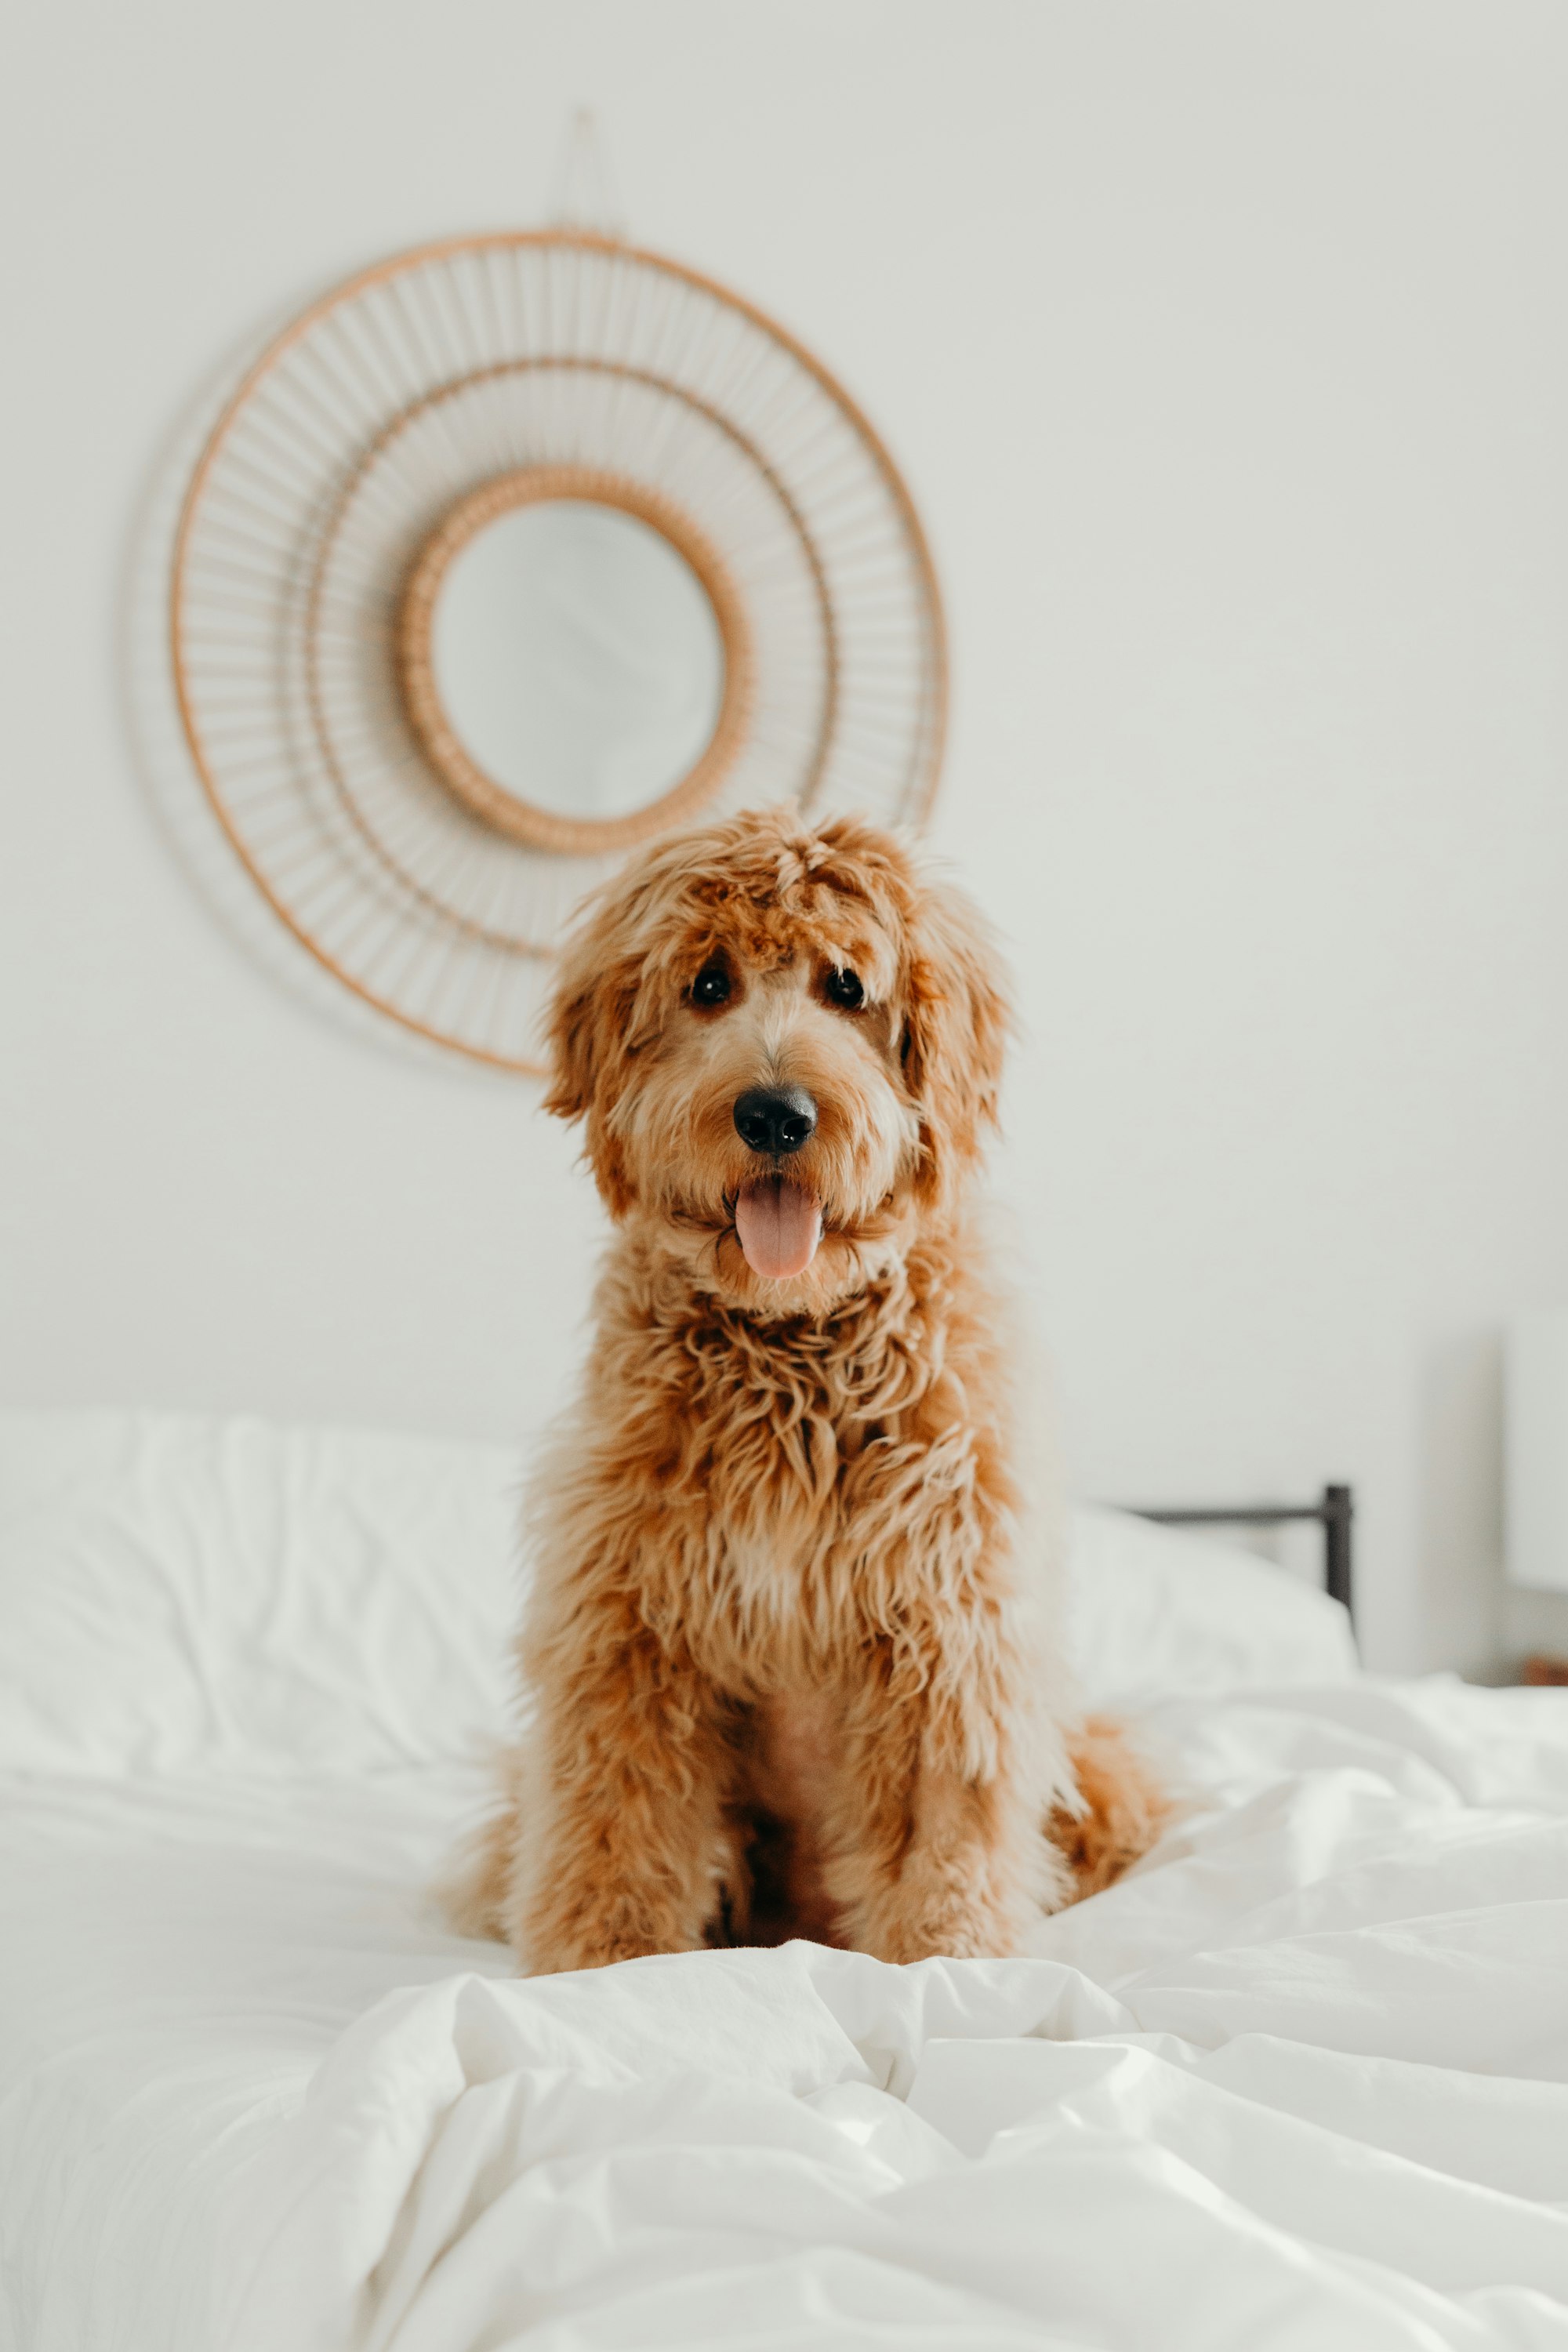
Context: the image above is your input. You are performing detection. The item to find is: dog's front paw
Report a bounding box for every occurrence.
[848,1886,1036,1965]
[879,1921,1026,1965]
[521,1931,696,1977]
[516,1891,711,1976]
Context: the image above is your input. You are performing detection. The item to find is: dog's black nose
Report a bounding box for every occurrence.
[734,1086,818,1156]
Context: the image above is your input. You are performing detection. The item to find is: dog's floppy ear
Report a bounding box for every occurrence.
[542,909,643,1217]
[899,869,1012,1207]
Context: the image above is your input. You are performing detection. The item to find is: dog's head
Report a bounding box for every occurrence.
[544,807,1010,1308]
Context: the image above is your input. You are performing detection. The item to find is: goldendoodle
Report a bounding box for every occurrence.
[447,806,1167,1970]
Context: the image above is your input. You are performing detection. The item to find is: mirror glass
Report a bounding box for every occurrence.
[428,498,726,821]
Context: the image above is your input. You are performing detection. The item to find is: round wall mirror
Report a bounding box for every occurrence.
[431,498,723,822]
[398,466,753,855]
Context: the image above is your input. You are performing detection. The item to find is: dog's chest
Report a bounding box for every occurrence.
[672,1363,938,1679]
[630,1288,970,1676]
[671,1328,876,1502]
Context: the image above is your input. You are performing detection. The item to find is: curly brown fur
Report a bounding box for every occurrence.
[445,808,1167,1970]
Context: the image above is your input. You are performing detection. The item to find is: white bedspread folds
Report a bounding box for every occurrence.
[7,1676,1568,2352]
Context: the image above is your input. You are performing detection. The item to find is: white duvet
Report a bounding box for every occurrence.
[2,1413,1568,2351]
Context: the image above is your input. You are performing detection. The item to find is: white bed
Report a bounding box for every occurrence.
[2,1410,1566,2352]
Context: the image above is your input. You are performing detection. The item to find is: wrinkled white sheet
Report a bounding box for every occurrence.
[5,1677,1568,2352]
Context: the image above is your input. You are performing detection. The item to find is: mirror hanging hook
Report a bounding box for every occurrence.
[549,106,627,241]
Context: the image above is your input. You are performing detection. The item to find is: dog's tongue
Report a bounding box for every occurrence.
[735,1179,822,1280]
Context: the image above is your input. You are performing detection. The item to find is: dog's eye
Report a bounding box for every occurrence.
[824,967,865,1011]
[690,963,733,1008]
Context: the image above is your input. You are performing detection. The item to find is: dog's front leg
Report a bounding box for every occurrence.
[507,1610,729,1975]
[826,1644,1065,1965]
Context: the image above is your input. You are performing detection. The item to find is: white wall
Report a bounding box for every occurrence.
[3,0,1566,1674]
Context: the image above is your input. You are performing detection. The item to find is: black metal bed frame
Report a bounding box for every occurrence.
[1130,1484,1355,1628]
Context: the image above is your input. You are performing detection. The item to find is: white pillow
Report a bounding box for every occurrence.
[0,1410,1356,1777]
[0,1410,521,1774]
[1069,1502,1359,1704]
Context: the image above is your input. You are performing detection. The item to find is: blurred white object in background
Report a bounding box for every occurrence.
[1505,1312,1568,1592]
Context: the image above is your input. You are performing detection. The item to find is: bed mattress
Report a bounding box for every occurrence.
[5,1677,1568,2352]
